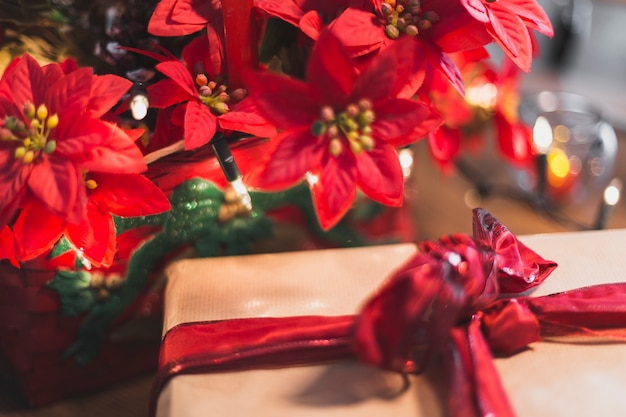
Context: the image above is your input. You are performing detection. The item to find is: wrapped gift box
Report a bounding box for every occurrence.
[155,230,626,417]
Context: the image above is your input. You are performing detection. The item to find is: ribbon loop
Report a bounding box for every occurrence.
[481,299,542,354]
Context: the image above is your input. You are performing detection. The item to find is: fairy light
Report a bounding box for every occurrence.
[398,148,414,178]
[210,133,252,212]
[532,116,553,153]
[129,83,149,121]
[67,241,92,270]
[594,178,622,230]
[305,172,319,186]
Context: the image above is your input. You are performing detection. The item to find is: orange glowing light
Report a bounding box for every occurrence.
[547,148,570,187]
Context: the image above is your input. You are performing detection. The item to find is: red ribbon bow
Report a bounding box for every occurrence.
[150,208,626,417]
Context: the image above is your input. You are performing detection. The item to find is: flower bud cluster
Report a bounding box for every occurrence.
[218,185,252,223]
[311,99,376,156]
[381,0,440,39]
[1,103,58,164]
[89,271,125,301]
[195,72,247,115]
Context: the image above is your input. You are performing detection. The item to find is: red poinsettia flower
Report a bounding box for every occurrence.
[426,51,534,169]
[140,35,274,151]
[459,0,554,71]
[328,0,493,93]
[0,54,148,229]
[12,171,171,267]
[244,31,440,230]
[144,38,225,150]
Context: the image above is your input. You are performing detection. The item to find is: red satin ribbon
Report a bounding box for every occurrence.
[149,209,626,417]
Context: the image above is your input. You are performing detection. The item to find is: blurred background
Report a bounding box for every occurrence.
[413,0,626,239]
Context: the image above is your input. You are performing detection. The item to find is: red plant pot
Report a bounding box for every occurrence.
[0,260,162,406]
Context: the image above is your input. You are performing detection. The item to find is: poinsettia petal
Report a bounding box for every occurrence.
[53,115,146,173]
[81,123,148,173]
[8,54,46,110]
[46,67,92,116]
[116,226,162,260]
[182,35,220,80]
[300,10,324,41]
[372,98,431,141]
[147,79,192,108]
[356,142,404,206]
[218,97,277,138]
[54,113,117,156]
[28,156,81,223]
[42,61,65,84]
[87,74,132,118]
[100,231,117,269]
[428,126,462,169]
[388,105,444,148]
[205,15,226,78]
[435,19,493,54]
[329,7,386,58]
[13,200,65,261]
[184,100,217,150]
[0,225,16,264]
[244,70,319,129]
[59,57,79,74]
[487,9,533,71]
[124,127,146,143]
[503,0,553,36]
[148,0,207,36]
[147,107,185,152]
[459,0,489,22]
[426,44,465,96]
[156,60,198,97]
[311,150,357,230]
[494,113,533,165]
[246,129,323,190]
[171,0,219,24]
[0,152,32,227]
[89,173,171,217]
[65,204,116,268]
[254,0,304,25]
[352,37,425,102]
[0,85,19,119]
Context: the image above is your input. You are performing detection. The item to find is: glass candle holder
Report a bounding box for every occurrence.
[520,90,618,206]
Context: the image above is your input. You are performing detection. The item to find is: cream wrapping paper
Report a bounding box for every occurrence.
[157,230,626,417]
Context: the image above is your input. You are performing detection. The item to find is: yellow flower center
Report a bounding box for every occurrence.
[311,100,376,156]
[381,0,440,39]
[193,70,240,115]
[2,103,58,164]
[83,171,98,190]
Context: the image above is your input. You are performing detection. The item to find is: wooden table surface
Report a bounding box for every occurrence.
[2,130,625,417]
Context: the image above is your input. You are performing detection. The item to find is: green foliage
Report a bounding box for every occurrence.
[46,270,96,317]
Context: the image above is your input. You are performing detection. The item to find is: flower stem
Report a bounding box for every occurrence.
[222,0,257,90]
[144,139,186,164]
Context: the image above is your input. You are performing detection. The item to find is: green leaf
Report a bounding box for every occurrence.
[46,270,96,317]
[48,235,72,259]
[164,178,224,241]
[195,213,273,257]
